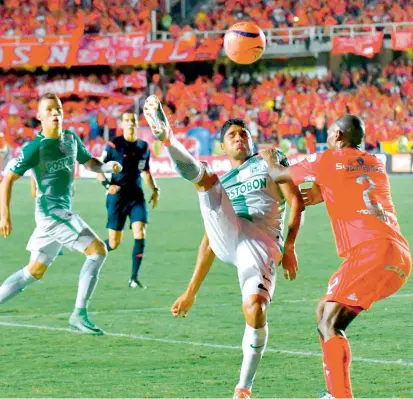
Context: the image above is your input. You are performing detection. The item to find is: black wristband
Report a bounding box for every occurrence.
[153,187,160,192]
[101,178,110,189]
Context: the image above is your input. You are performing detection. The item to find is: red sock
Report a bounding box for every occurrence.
[320,336,353,398]
[319,337,332,390]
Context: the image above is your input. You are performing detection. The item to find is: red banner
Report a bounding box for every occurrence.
[107,71,147,91]
[0,23,84,68]
[35,78,139,104]
[77,33,146,65]
[332,32,384,58]
[0,33,222,67]
[392,30,413,51]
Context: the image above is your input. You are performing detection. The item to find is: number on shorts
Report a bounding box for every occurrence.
[356,175,386,221]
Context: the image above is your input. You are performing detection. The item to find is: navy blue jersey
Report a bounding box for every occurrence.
[103,136,150,197]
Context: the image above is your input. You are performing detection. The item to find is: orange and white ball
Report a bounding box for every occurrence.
[223,22,266,64]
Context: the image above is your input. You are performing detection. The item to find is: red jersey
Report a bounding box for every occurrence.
[290,148,408,257]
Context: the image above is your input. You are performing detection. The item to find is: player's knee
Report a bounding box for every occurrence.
[243,296,268,328]
[26,261,48,280]
[134,231,145,240]
[315,298,326,323]
[317,312,337,339]
[87,239,108,257]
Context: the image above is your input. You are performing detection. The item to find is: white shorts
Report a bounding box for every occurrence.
[26,210,99,265]
[198,181,282,302]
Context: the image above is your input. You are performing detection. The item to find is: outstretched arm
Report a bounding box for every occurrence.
[261,149,293,183]
[171,233,216,317]
[84,157,122,174]
[279,182,305,280]
[0,171,21,237]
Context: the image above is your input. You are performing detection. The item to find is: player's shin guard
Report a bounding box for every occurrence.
[75,254,106,309]
[237,323,268,390]
[164,137,205,183]
[131,239,145,280]
[0,267,36,304]
[321,336,353,398]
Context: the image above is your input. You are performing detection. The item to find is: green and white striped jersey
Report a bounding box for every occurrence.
[220,150,290,244]
[11,130,92,217]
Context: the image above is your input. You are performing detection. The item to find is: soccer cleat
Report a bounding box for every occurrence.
[129,278,147,289]
[143,95,172,145]
[319,390,335,399]
[69,311,104,336]
[233,388,251,399]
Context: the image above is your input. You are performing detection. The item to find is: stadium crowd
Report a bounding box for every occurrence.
[0,0,411,39]
[0,56,411,154]
[193,0,413,31]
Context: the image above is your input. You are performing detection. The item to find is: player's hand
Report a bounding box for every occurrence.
[281,245,298,280]
[260,148,278,168]
[171,292,196,318]
[300,184,323,206]
[0,215,12,238]
[149,189,159,209]
[108,185,121,195]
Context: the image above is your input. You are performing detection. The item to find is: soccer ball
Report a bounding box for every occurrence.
[223,22,266,64]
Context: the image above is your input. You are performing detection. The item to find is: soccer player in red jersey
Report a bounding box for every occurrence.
[261,114,411,398]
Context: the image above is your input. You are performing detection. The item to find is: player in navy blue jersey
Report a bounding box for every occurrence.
[97,111,160,289]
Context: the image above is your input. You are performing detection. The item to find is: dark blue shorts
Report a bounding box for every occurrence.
[106,194,148,231]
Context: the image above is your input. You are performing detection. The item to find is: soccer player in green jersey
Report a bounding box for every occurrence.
[0,93,122,335]
[144,95,305,398]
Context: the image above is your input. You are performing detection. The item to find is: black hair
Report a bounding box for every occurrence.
[120,110,137,120]
[220,118,251,142]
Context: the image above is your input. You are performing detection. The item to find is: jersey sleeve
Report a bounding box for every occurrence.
[101,143,114,162]
[10,139,40,176]
[289,152,323,185]
[143,146,151,171]
[74,134,92,164]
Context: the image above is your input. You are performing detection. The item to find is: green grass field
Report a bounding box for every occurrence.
[0,177,412,398]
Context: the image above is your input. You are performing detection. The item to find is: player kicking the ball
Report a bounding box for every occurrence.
[0,93,122,335]
[143,95,305,398]
[261,114,411,398]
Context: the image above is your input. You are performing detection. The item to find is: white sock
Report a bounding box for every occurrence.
[75,254,106,309]
[237,323,268,390]
[165,137,204,183]
[0,267,36,304]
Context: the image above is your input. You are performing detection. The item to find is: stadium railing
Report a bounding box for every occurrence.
[152,22,413,45]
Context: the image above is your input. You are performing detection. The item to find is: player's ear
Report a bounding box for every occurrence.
[336,129,344,141]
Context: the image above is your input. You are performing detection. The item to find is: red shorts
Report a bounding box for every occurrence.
[325,239,411,310]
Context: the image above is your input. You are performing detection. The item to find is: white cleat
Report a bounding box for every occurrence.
[143,95,172,145]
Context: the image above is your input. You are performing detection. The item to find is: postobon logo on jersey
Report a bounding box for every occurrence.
[227,177,267,200]
[46,156,75,173]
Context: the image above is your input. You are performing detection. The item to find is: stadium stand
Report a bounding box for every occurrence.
[0,56,411,154]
